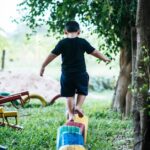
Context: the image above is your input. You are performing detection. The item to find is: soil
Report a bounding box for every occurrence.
[0,70,60,102]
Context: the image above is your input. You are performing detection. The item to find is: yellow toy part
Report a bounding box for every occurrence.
[59,145,86,150]
[0,107,4,113]
[0,107,18,124]
[74,114,88,143]
[0,107,4,123]
[23,94,47,106]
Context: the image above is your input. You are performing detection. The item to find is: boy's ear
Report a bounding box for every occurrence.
[77,30,80,35]
[64,30,68,34]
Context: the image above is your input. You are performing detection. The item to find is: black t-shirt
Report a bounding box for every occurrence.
[51,37,95,73]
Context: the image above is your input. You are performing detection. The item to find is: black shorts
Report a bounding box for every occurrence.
[60,72,89,97]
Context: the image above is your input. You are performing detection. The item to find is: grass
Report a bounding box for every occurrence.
[0,93,133,150]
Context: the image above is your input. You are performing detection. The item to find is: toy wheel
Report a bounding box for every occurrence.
[22,94,47,107]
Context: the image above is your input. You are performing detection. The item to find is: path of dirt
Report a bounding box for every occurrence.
[0,70,60,102]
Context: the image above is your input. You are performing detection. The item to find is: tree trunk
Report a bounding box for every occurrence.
[112,26,137,117]
[112,48,132,115]
[133,0,150,149]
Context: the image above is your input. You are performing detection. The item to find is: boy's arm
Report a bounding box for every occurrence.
[90,50,111,62]
[40,53,58,76]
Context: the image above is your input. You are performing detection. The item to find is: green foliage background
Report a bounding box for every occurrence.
[18,0,137,59]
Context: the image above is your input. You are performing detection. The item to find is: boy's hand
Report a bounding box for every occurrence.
[40,67,45,76]
[104,58,111,63]
[91,50,111,63]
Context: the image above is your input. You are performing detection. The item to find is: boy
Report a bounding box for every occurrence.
[40,21,110,121]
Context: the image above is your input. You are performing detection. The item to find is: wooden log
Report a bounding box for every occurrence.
[56,125,81,150]
[59,145,85,150]
[61,133,84,146]
[74,115,88,143]
[65,121,85,139]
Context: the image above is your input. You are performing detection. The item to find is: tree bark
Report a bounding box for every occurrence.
[133,0,150,149]
[112,47,132,115]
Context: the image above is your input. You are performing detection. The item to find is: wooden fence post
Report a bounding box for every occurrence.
[1,49,5,70]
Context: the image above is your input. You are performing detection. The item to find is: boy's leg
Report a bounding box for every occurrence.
[60,73,76,120]
[66,97,74,121]
[75,72,89,117]
[76,94,86,109]
[75,94,86,117]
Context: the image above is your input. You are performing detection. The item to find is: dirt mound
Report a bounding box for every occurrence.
[0,71,60,102]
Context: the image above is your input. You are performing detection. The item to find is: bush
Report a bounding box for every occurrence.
[89,76,116,92]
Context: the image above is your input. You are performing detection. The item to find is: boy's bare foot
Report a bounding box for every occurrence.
[68,118,74,122]
[67,113,74,122]
[75,107,84,118]
[66,108,75,119]
[65,110,69,119]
